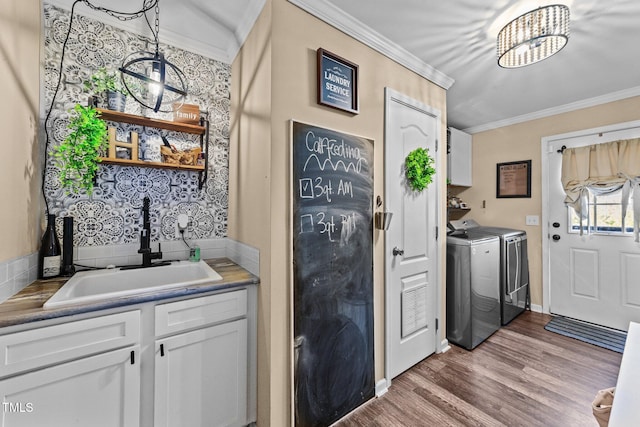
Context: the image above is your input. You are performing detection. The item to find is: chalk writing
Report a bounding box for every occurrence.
[298,177,353,202]
[299,211,341,242]
[337,180,353,197]
[305,131,361,160]
[299,211,360,244]
[314,177,333,203]
[299,178,314,199]
[340,213,356,246]
[303,131,367,173]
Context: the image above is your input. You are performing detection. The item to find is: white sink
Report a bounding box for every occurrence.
[44,261,222,309]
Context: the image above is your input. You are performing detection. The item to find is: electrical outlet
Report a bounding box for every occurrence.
[525,215,539,226]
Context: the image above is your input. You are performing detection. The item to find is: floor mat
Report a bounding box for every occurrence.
[544,316,627,353]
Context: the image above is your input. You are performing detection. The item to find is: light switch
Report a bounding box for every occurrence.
[526,215,539,226]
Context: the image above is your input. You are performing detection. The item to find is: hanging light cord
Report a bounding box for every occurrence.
[41,0,159,216]
[142,1,161,56]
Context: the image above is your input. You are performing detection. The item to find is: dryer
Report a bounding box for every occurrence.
[480,226,529,325]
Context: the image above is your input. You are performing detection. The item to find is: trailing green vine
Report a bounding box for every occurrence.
[405,147,436,192]
[53,104,108,195]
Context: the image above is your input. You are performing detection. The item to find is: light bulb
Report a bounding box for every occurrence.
[149,70,161,96]
[149,63,161,96]
[515,44,530,56]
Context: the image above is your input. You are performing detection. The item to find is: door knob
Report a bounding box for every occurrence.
[393,247,404,256]
[552,234,561,241]
[552,222,560,228]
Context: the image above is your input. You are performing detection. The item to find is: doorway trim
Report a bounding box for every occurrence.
[382,87,444,392]
[540,119,640,314]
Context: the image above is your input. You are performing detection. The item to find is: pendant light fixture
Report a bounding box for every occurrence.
[497,4,570,68]
[119,0,187,112]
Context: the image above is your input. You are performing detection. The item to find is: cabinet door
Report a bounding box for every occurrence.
[0,346,140,427]
[448,127,472,186]
[154,319,248,427]
[0,310,140,379]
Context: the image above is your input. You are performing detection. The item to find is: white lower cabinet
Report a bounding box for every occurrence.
[0,311,141,427]
[0,287,254,427]
[0,346,140,427]
[154,318,248,427]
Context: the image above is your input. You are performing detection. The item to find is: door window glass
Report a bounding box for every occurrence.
[569,190,635,234]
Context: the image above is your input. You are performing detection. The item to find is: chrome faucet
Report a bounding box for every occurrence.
[138,196,163,267]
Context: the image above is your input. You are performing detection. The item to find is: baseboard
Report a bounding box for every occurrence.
[375,379,388,397]
[438,338,451,353]
[530,304,543,313]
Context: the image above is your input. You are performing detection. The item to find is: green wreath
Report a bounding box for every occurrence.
[405,147,436,192]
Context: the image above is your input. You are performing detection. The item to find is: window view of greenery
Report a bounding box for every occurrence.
[569,190,635,234]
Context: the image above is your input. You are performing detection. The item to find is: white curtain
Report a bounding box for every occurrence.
[618,139,640,241]
[561,138,640,241]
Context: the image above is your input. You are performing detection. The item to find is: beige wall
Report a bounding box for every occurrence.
[230,0,447,425]
[461,96,640,307]
[229,1,273,424]
[0,0,41,262]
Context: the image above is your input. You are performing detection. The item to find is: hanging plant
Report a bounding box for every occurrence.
[53,104,108,195]
[405,147,436,192]
[83,67,127,95]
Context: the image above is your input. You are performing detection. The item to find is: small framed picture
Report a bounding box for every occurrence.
[496,160,531,198]
[317,48,359,114]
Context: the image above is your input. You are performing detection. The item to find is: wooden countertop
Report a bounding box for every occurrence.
[0,258,258,329]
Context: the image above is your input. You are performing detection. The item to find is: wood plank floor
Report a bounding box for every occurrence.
[335,311,622,427]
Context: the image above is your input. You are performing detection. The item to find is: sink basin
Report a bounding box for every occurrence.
[44,260,223,309]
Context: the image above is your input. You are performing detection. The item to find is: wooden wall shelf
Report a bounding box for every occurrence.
[98,157,205,171]
[447,207,471,221]
[96,108,205,135]
[94,107,210,189]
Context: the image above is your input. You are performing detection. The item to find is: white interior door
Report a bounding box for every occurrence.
[385,88,439,379]
[546,124,640,331]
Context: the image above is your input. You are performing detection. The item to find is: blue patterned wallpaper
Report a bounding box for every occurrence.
[43,3,229,246]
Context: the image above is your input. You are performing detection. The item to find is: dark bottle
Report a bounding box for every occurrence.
[38,214,61,279]
[61,216,75,277]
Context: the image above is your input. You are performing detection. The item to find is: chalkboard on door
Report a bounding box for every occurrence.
[291,121,375,426]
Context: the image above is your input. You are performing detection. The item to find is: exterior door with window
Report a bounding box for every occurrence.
[547,127,640,331]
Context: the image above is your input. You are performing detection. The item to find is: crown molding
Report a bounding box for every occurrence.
[288,0,454,90]
[464,86,640,134]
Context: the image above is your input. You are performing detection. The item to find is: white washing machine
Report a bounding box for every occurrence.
[446,220,501,350]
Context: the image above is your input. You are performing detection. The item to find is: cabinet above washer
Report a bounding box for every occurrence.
[447,127,472,187]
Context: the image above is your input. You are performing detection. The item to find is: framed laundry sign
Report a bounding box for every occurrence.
[317,48,359,114]
[497,160,531,198]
